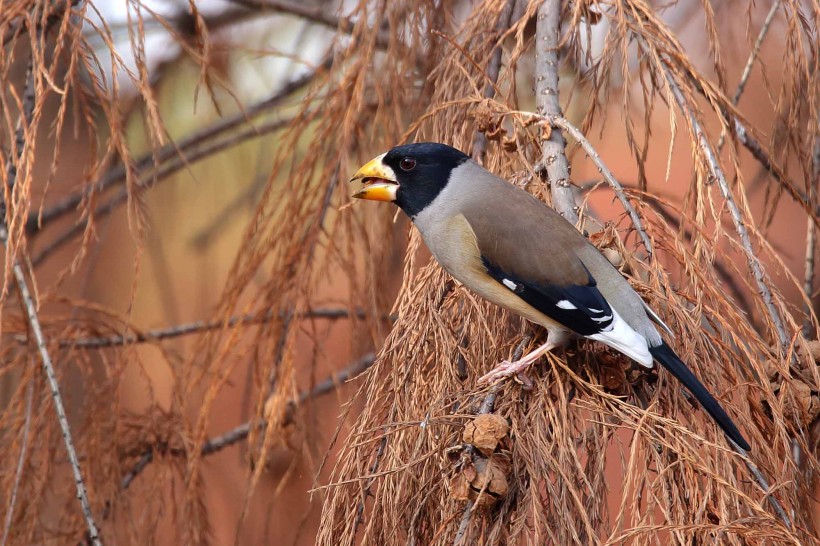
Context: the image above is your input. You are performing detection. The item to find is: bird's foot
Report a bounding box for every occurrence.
[478,335,564,386]
[479,358,536,385]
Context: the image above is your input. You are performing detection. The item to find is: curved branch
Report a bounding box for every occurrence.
[663,69,789,349]
[31,114,297,266]
[546,115,654,256]
[27,58,330,235]
[120,353,376,490]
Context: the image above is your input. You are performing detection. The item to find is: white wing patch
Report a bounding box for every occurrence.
[502,278,518,290]
[556,300,577,310]
[589,308,653,367]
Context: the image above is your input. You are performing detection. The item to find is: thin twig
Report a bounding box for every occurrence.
[119,451,154,490]
[535,0,578,224]
[472,0,517,161]
[31,114,297,266]
[664,69,789,349]
[665,68,791,528]
[717,0,781,153]
[4,254,103,544]
[229,0,390,48]
[804,133,820,337]
[2,52,103,545]
[730,439,792,528]
[733,117,820,226]
[121,353,376,489]
[37,307,391,349]
[544,115,653,256]
[732,1,781,106]
[680,67,820,226]
[1,379,34,546]
[27,58,330,234]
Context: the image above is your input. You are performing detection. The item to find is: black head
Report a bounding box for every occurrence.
[381,142,470,217]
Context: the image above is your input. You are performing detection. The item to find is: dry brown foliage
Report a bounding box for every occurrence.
[0,0,819,544]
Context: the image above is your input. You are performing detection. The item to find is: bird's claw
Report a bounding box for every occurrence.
[478,359,534,385]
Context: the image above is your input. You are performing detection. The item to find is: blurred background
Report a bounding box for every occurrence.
[0,0,818,544]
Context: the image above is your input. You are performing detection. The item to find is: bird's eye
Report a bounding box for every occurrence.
[399,157,416,171]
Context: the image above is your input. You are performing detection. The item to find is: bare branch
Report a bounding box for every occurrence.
[733,1,781,106]
[228,0,390,48]
[1,380,34,546]
[734,118,820,227]
[31,114,297,266]
[5,204,107,541]
[545,115,653,256]
[472,0,517,161]
[664,67,794,528]
[535,0,577,224]
[730,439,792,529]
[453,335,530,545]
[1,55,103,545]
[27,58,330,235]
[664,69,790,349]
[680,63,820,227]
[121,353,376,490]
[42,307,391,349]
[716,0,781,154]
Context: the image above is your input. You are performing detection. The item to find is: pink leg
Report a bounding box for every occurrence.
[478,330,568,385]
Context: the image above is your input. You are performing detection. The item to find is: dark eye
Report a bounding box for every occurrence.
[399,157,416,171]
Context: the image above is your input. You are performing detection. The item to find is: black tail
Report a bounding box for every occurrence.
[649,342,750,451]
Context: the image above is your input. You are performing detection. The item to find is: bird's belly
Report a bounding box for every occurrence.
[419,215,565,332]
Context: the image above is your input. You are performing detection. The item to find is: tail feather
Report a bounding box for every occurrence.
[649,342,750,451]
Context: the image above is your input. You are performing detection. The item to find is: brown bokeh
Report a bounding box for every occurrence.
[1,1,818,545]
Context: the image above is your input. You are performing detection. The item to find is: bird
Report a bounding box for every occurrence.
[349,142,750,451]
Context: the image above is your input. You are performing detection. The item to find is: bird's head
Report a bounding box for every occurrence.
[349,142,469,218]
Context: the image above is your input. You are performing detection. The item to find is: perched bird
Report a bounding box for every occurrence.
[350,142,750,451]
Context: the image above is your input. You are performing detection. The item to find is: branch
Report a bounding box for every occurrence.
[27,58,330,235]
[1,379,34,546]
[535,0,577,224]
[4,189,106,545]
[664,69,794,528]
[471,0,517,161]
[716,0,780,154]
[805,133,820,337]
[731,0,781,106]
[545,115,653,256]
[229,0,390,48]
[728,117,820,228]
[41,307,391,349]
[31,113,297,266]
[453,335,530,545]
[664,69,789,349]
[1,56,103,545]
[729,438,792,528]
[679,58,820,228]
[120,353,376,490]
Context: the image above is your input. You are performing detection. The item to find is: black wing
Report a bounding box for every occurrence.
[481,256,614,336]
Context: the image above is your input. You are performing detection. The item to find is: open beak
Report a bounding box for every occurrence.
[350,153,398,201]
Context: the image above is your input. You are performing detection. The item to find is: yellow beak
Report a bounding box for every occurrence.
[350,153,398,201]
